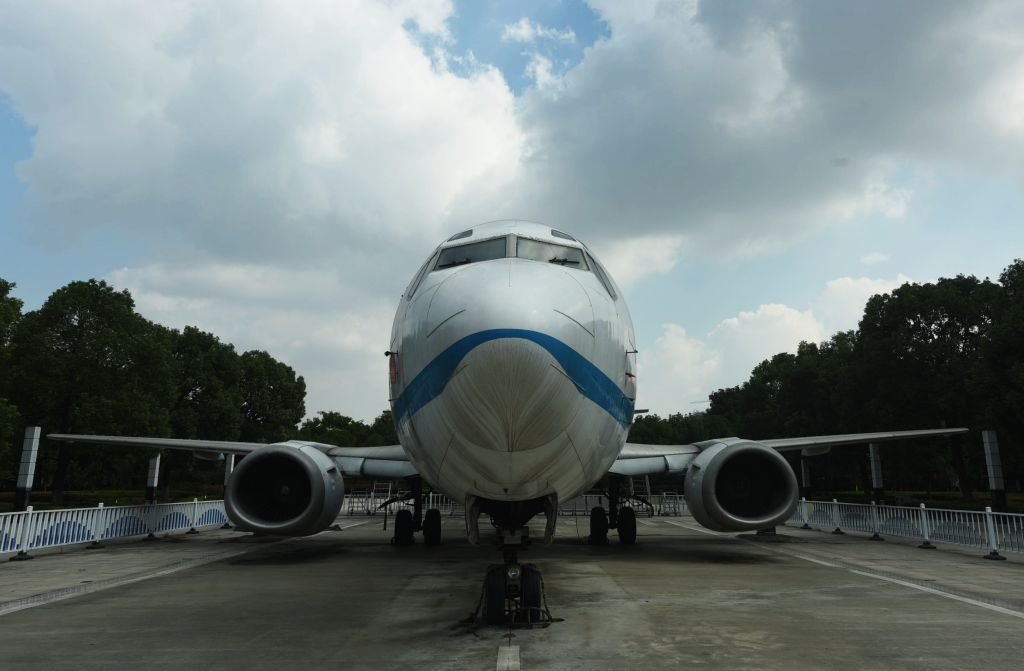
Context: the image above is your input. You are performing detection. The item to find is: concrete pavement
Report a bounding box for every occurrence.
[0,514,1021,670]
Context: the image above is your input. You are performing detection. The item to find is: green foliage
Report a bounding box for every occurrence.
[5,280,176,500]
[0,279,24,483]
[170,326,245,440]
[698,266,1024,496]
[239,350,306,443]
[295,409,398,446]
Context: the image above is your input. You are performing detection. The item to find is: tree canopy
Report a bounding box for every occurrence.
[629,261,1024,496]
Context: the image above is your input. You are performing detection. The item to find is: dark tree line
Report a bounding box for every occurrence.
[629,260,1024,496]
[0,278,399,502]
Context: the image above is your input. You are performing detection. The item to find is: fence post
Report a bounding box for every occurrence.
[145,501,157,540]
[831,498,845,534]
[14,427,41,511]
[800,497,811,529]
[982,506,1006,560]
[88,502,105,549]
[9,505,35,561]
[869,501,883,541]
[917,503,935,549]
[187,498,200,534]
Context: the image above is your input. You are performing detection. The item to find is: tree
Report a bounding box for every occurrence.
[239,350,306,442]
[0,279,24,483]
[856,275,1002,496]
[296,409,399,446]
[7,280,176,502]
[170,326,244,440]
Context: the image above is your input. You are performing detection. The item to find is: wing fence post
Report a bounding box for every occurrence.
[831,498,844,534]
[88,502,105,549]
[917,503,935,549]
[9,506,34,561]
[187,498,199,534]
[800,497,810,529]
[869,501,883,541]
[982,506,1006,560]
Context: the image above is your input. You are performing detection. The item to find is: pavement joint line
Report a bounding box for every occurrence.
[662,519,1024,620]
[0,538,290,617]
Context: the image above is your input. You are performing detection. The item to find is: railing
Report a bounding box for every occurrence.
[790,498,1024,558]
[557,493,688,517]
[0,499,229,557]
[339,492,462,517]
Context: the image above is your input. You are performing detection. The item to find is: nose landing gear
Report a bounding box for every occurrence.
[479,528,553,626]
[467,495,557,627]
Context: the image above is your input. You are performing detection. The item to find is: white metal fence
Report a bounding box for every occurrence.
[789,498,1024,557]
[0,499,228,557]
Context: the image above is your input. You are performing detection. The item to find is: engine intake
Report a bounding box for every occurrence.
[225,443,345,536]
[684,439,798,531]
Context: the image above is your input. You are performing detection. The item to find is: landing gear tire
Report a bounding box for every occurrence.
[393,509,415,546]
[423,508,442,546]
[483,566,506,625]
[520,564,544,622]
[588,506,609,545]
[617,507,637,545]
[480,563,545,625]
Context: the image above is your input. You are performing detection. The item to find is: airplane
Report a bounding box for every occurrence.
[51,220,968,625]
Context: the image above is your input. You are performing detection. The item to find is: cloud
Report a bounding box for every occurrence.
[860,251,890,265]
[502,18,576,44]
[638,273,918,415]
[591,234,685,287]
[465,0,1024,256]
[815,274,913,334]
[109,262,396,421]
[3,1,1024,418]
[0,1,522,269]
[639,303,825,415]
[638,324,719,412]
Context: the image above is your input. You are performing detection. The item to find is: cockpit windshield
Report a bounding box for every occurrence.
[434,236,507,270]
[516,238,589,270]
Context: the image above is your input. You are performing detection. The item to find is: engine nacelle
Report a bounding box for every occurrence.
[684,438,798,532]
[225,443,345,536]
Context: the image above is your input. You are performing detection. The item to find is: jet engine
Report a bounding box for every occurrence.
[225,443,345,536]
[683,438,798,532]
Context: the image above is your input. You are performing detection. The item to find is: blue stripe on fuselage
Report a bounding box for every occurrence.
[392,329,633,429]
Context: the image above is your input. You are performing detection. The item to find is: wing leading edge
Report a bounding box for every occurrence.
[47,434,417,479]
[611,427,969,477]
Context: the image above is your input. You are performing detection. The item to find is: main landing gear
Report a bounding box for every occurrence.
[588,476,638,546]
[383,478,443,546]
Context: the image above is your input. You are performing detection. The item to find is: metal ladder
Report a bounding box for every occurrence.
[629,476,656,517]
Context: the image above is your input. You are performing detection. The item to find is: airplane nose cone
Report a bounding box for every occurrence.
[423,261,596,454]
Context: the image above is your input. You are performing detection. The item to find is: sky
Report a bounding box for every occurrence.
[1,0,1023,421]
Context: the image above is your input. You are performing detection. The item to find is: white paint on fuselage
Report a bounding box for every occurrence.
[389,221,636,505]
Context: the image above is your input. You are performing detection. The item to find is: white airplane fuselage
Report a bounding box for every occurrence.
[389,221,636,507]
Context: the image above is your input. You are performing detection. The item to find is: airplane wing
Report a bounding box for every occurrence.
[610,427,969,477]
[47,434,418,479]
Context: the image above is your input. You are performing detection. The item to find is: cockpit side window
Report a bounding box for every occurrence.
[434,236,507,270]
[516,238,590,270]
[585,251,617,299]
[407,250,439,297]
